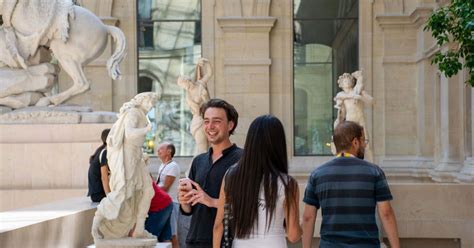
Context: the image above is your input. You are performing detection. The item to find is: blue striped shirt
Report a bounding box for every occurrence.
[303,157,393,248]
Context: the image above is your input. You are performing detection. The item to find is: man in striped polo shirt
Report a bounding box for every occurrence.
[302,121,399,248]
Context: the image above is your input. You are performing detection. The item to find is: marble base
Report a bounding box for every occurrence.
[90,238,163,248]
[0,104,117,124]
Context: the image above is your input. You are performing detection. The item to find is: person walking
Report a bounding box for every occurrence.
[302,121,400,248]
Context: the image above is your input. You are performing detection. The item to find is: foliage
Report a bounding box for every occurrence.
[424,0,474,86]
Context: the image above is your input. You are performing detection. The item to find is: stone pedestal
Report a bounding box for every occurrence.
[93,238,158,248]
[0,122,113,211]
[457,157,474,183]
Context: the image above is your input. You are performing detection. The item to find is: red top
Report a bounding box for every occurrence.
[149,180,172,213]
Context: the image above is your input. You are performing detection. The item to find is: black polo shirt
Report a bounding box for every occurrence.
[181,144,243,248]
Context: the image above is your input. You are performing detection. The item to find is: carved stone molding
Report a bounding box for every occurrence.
[223,58,272,66]
[430,160,464,183]
[376,6,434,29]
[457,158,474,183]
[217,17,276,33]
[380,156,436,181]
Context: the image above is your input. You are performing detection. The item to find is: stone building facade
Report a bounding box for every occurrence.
[0,0,472,247]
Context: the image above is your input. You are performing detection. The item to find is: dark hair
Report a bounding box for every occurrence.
[333,121,364,153]
[89,129,111,163]
[225,115,298,238]
[166,143,176,157]
[200,98,238,135]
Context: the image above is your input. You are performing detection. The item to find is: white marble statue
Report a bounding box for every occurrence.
[0,0,126,109]
[91,92,159,243]
[333,70,374,159]
[177,58,212,154]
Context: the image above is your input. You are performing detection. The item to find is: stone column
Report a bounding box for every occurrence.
[457,76,474,183]
[216,0,276,144]
[430,72,464,182]
[376,6,435,178]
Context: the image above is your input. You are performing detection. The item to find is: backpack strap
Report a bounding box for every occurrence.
[99,148,106,165]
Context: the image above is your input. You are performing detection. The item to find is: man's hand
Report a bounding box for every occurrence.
[185,181,218,208]
[178,178,193,205]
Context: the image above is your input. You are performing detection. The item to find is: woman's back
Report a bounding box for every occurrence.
[233,177,287,248]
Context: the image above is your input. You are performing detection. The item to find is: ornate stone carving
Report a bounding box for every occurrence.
[0,0,126,108]
[91,92,159,244]
[177,58,211,155]
[333,70,374,160]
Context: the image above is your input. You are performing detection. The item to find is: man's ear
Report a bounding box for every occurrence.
[351,137,359,148]
[228,120,235,133]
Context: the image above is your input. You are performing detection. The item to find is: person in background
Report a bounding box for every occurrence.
[212,115,302,248]
[302,121,400,248]
[156,142,181,248]
[145,178,174,243]
[87,128,111,202]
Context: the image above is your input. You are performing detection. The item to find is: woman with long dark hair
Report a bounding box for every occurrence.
[213,115,302,247]
[87,128,111,202]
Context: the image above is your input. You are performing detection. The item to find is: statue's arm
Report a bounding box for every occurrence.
[200,85,210,103]
[124,110,150,139]
[360,91,374,105]
[352,71,364,95]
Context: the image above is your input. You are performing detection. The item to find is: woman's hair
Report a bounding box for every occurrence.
[225,115,298,238]
[89,128,111,163]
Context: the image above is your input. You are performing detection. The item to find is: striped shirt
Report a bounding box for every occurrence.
[303,157,393,248]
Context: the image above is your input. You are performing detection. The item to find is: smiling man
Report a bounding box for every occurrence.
[178,98,243,248]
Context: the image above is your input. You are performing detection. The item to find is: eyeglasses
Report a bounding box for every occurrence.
[364,139,369,145]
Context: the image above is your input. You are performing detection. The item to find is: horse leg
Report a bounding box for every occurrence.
[47,56,90,106]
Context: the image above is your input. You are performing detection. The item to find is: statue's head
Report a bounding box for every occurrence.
[337,73,355,90]
[134,92,159,112]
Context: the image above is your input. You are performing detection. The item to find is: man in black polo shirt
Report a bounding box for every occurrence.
[178,99,243,248]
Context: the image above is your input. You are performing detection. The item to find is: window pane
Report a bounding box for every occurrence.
[293,1,358,156]
[294,57,333,155]
[139,0,201,20]
[294,0,357,19]
[138,2,201,156]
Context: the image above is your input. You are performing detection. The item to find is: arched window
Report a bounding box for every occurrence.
[138,76,153,93]
[293,0,359,155]
[138,0,202,156]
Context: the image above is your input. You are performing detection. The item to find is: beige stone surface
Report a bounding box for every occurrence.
[0,197,96,247]
[0,1,473,247]
[0,189,87,212]
[0,123,112,190]
[296,181,474,248]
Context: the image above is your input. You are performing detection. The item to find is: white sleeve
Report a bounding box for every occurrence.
[164,162,180,178]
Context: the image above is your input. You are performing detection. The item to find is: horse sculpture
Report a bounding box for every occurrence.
[0,0,126,107]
